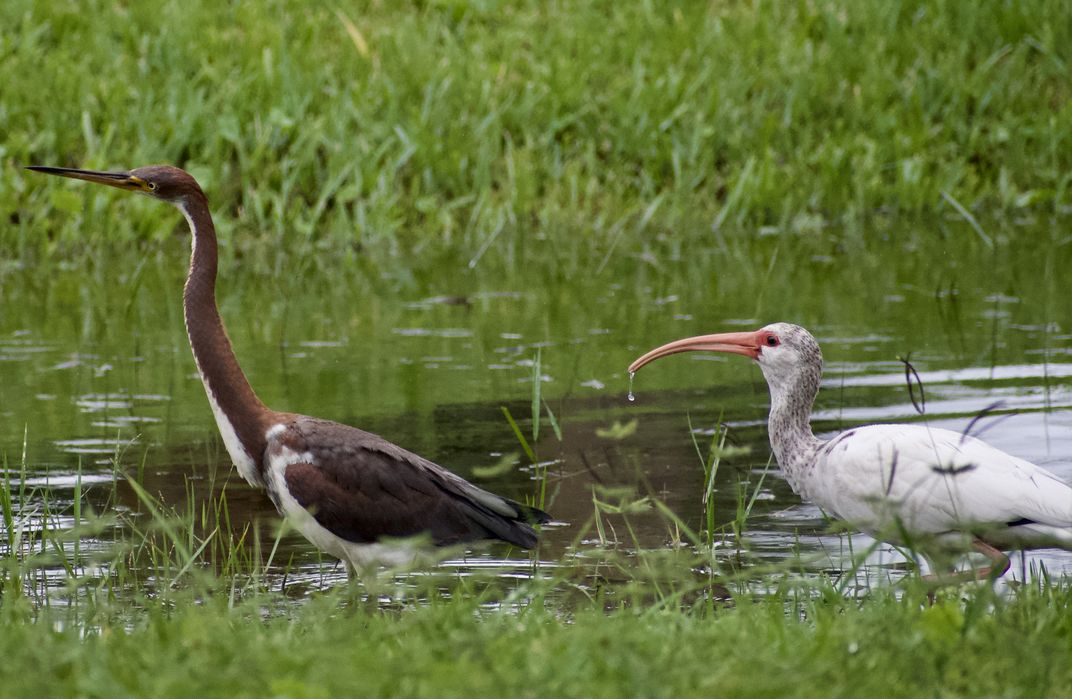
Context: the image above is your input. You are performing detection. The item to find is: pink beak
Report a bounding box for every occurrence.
[629,330,764,374]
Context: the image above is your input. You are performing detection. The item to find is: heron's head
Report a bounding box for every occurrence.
[628,322,823,391]
[26,164,204,207]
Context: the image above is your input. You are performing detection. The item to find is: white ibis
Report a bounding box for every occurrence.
[28,165,550,573]
[630,322,1072,582]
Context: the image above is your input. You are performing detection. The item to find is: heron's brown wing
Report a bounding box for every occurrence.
[272,417,547,548]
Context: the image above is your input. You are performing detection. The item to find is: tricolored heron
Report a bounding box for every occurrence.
[28,164,550,574]
[630,322,1072,583]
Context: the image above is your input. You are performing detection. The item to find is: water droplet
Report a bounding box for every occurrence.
[627,371,636,402]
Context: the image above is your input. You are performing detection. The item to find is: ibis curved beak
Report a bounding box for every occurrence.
[629,331,763,374]
[26,166,148,192]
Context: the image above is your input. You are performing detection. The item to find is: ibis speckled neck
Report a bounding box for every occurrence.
[764,337,824,494]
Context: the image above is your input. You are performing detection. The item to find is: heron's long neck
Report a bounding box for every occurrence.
[766,366,823,487]
[181,196,272,485]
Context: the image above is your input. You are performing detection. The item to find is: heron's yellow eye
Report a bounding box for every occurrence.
[147,181,157,191]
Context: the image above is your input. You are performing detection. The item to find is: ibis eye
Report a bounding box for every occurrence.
[766,335,778,347]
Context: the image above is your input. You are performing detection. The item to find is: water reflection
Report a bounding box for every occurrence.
[3,229,1072,602]
[24,351,1072,600]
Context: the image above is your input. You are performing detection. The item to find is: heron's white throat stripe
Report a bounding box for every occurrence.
[179,199,262,488]
[191,355,261,487]
[178,201,198,256]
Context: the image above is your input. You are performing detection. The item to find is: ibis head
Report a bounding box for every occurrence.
[628,322,823,392]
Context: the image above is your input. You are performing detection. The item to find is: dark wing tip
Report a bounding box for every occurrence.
[516,502,552,525]
[504,501,552,550]
[475,498,551,550]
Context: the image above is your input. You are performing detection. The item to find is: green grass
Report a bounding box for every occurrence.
[4,565,1072,698]
[4,0,1071,273]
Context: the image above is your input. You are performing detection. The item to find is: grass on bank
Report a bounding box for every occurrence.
[3,558,1072,698]
[4,0,1071,272]
[4,474,1072,699]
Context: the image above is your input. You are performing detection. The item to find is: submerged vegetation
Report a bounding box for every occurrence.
[4,1,1072,697]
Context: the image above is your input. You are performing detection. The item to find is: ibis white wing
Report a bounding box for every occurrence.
[812,424,1072,545]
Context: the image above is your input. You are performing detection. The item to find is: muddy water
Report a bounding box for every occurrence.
[3,221,1072,596]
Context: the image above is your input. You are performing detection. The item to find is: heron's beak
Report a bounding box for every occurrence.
[629,331,763,374]
[26,166,149,192]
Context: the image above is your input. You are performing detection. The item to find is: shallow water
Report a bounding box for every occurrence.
[3,218,1072,599]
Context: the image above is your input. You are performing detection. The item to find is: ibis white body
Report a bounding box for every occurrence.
[631,322,1072,573]
[803,423,1072,551]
